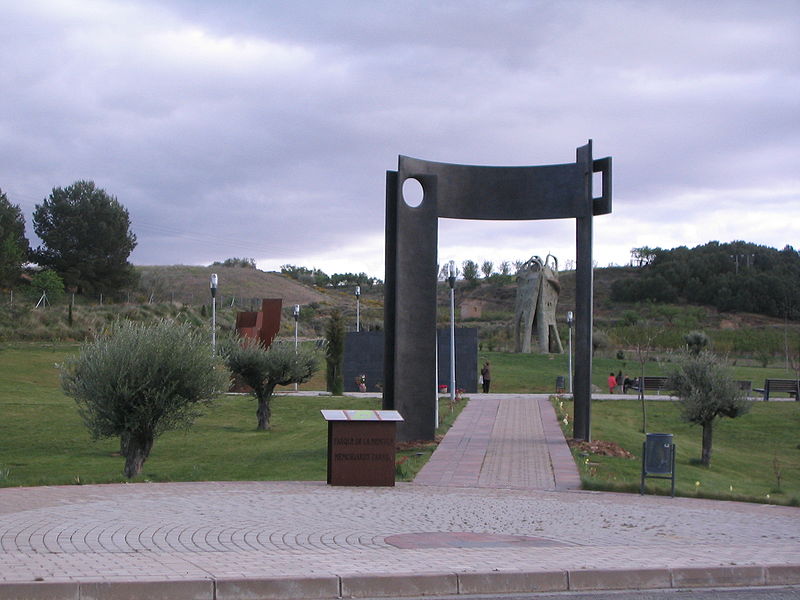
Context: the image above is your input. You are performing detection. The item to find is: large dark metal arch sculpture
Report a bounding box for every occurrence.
[383,141,611,442]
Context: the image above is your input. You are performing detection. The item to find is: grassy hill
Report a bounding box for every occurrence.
[2,264,799,367]
[136,265,339,307]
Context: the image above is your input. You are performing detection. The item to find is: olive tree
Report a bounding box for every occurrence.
[61,321,228,478]
[224,338,318,430]
[666,350,750,467]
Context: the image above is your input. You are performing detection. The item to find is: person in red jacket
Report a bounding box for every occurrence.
[608,372,617,394]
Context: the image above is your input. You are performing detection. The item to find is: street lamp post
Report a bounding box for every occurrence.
[448,260,456,408]
[566,310,574,394]
[293,304,300,391]
[210,274,218,355]
[355,285,361,332]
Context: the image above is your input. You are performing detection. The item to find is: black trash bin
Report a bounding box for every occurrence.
[641,433,675,496]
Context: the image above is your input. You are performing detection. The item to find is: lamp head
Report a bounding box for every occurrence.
[210,273,218,298]
[448,260,456,288]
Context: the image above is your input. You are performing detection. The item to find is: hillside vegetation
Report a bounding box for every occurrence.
[613,241,800,319]
[2,244,800,368]
[0,264,378,342]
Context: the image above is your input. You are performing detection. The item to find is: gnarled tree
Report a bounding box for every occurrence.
[666,350,750,467]
[61,321,227,478]
[224,337,318,430]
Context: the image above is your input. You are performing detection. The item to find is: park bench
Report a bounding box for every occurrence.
[630,376,670,395]
[753,379,800,401]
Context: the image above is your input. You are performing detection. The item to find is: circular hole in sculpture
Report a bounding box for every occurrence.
[402,177,424,208]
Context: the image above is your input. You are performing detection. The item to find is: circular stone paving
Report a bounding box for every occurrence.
[384,532,572,549]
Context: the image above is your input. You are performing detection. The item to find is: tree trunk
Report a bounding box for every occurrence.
[701,421,713,467]
[256,385,276,430]
[122,434,154,478]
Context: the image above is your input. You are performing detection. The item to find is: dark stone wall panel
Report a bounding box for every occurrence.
[347,329,478,395]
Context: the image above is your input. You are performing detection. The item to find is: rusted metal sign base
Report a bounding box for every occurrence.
[323,410,403,487]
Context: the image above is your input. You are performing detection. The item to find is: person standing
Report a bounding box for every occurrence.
[481,361,491,393]
[608,372,617,394]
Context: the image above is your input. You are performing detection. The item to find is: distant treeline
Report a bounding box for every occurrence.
[612,241,800,320]
[280,265,382,288]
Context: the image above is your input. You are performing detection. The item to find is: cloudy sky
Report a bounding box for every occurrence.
[2,0,798,279]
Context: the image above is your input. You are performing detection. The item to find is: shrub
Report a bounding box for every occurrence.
[684,330,710,355]
[61,320,228,478]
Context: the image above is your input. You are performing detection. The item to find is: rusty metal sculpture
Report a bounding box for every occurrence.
[514,254,563,354]
[235,299,283,348]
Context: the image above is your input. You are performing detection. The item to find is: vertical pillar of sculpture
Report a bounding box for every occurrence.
[383,172,398,412]
[383,173,439,442]
[573,143,594,442]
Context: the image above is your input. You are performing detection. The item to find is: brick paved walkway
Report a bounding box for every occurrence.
[414,395,580,490]
[0,393,798,599]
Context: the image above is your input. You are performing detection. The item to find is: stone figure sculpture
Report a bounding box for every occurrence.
[514,254,563,354]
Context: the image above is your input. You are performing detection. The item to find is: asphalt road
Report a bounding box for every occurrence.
[380,586,800,600]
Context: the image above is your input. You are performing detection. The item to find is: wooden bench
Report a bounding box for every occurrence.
[753,379,800,401]
[631,376,670,395]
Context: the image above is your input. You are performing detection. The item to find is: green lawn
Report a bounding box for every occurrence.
[481,350,799,397]
[554,397,800,505]
[1,342,796,503]
[0,342,462,486]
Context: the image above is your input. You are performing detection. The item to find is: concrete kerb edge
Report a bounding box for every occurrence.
[0,565,798,599]
[216,575,340,600]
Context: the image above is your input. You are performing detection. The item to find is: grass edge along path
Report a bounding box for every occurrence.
[552,396,800,506]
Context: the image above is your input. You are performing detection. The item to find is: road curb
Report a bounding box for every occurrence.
[458,570,567,595]
[340,572,458,598]
[216,576,340,599]
[1,565,798,599]
[568,567,672,591]
[671,565,766,588]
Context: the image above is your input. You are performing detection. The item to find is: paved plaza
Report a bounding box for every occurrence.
[0,394,798,599]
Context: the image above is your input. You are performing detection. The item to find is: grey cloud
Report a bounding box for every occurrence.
[1,0,798,273]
